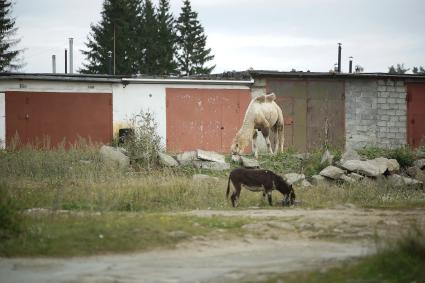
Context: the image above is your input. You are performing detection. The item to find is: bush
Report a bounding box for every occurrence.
[121,111,163,170]
[0,184,22,240]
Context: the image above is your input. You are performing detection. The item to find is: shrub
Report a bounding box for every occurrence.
[121,111,163,170]
[0,184,22,240]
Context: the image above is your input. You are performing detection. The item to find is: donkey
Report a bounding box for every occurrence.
[226,168,295,207]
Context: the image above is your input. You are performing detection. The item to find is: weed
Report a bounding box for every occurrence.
[0,184,22,240]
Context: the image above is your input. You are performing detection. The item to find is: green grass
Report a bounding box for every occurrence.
[0,212,252,257]
[256,232,425,283]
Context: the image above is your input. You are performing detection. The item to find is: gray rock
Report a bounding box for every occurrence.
[158,152,179,167]
[301,179,312,187]
[193,161,230,171]
[385,158,400,173]
[99,145,130,168]
[341,160,382,177]
[320,149,334,165]
[196,149,225,163]
[340,174,356,183]
[241,156,260,168]
[319,166,345,180]
[340,148,360,163]
[284,173,305,185]
[348,172,364,181]
[176,151,197,165]
[386,174,423,190]
[192,174,220,183]
[413,159,425,170]
[406,167,425,183]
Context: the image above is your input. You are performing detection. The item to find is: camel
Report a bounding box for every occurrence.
[230,93,284,158]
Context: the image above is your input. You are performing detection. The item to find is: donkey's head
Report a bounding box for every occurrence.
[274,174,295,206]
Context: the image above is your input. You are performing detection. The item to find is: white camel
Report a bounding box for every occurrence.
[230,93,284,158]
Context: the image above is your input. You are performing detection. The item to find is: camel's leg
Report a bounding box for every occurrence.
[252,130,258,158]
[276,124,284,153]
[261,127,273,154]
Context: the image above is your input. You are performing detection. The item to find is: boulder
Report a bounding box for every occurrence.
[176,151,197,165]
[348,172,364,181]
[340,174,356,184]
[284,173,305,185]
[158,152,179,167]
[196,149,225,163]
[319,166,345,179]
[301,180,312,187]
[99,145,130,168]
[320,149,334,165]
[385,158,400,173]
[193,161,230,171]
[240,156,260,168]
[387,174,423,190]
[413,159,425,170]
[341,160,383,177]
[406,167,425,183]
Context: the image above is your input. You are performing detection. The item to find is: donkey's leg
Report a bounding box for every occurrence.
[231,183,242,207]
[266,190,273,206]
[252,130,258,159]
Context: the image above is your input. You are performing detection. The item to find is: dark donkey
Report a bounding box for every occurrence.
[226,168,295,207]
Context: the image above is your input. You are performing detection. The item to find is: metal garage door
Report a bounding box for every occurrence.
[267,79,345,152]
[166,88,251,153]
[407,83,425,147]
[6,91,112,148]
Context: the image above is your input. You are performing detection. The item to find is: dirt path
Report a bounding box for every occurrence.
[1,208,424,283]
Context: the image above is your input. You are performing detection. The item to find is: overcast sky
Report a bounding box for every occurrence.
[13,0,425,74]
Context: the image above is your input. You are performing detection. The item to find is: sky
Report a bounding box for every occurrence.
[12,0,425,74]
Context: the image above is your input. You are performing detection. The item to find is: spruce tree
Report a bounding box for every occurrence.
[80,0,140,75]
[0,0,22,72]
[175,0,214,76]
[156,0,177,75]
[138,0,159,74]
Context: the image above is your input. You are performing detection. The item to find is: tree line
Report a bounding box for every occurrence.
[80,0,215,76]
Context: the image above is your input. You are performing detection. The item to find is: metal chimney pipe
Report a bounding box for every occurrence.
[65,48,68,74]
[108,51,112,75]
[349,56,353,73]
[337,43,342,73]
[69,38,74,74]
[52,55,56,73]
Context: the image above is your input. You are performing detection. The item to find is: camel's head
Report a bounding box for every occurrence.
[230,133,248,155]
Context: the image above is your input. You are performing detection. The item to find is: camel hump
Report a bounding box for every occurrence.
[254,93,276,103]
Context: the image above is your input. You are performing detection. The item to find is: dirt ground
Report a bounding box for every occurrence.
[1,207,424,283]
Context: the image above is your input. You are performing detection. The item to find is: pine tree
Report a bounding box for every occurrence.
[0,0,23,72]
[138,0,159,74]
[80,0,140,75]
[175,0,214,76]
[156,0,177,75]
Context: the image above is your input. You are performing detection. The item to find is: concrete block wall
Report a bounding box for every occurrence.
[345,79,407,149]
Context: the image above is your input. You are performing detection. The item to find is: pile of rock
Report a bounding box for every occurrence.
[308,149,424,189]
[158,149,230,171]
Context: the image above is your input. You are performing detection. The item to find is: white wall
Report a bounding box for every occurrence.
[0,92,4,148]
[112,83,167,146]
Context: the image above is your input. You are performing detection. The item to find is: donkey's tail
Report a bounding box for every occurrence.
[226,176,231,198]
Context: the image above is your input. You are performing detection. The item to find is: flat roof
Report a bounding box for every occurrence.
[249,70,425,81]
[0,72,253,86]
